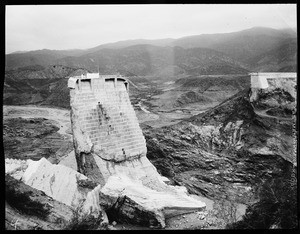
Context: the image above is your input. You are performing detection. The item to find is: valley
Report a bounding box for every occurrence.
[4,26,297,230]
[4,103,248,230]
[4,76,297,229]
[4,78,296,229]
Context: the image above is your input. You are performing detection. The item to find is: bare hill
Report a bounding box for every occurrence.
[54,45,249,76]
[6,27,296,73]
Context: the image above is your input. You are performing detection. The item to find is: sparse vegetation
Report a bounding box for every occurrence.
[5,175,51,220]
[76,175,99,190]
[227,162,297,229]
[3,117,72,161]
[63,200,107,230]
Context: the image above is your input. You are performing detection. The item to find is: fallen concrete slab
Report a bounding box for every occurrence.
[19,157,106,222]
[99,174,206,228]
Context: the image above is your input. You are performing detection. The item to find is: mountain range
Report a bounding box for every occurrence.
[4,27,297,108]
[5,27,297,75]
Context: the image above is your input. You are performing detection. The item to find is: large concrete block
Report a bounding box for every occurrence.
[22,157,88,207]
[68,73,206,226]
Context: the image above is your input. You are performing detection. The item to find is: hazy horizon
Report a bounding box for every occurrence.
[6,4,297,54]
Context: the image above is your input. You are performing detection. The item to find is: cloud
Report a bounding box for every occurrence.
[5,4,297,53]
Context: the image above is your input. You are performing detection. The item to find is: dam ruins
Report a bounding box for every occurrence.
[67,73,206,227]
[250,72,297,102]
[5,73,206,228]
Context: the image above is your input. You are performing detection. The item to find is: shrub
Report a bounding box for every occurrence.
[63,199,107,230]
[5,175,51,220]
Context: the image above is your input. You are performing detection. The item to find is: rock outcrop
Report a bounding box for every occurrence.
[145,87,296,204]
[6,157,108,223]
[5,174,74,230]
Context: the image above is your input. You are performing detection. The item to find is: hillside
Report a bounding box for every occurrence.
[143,84,297,228]
[3,65,88,108]
[5,65,86,80]
[144,88,296,204]
[146,75,250,118]
[203,27,296,64]
[175,75,249,91]
[5,27,296,73]
[54,45,249,76]
[5,49,86,71]
[246,37,297,72]
[85,38,176,52]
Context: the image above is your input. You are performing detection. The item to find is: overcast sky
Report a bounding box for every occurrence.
[5,4,297,54]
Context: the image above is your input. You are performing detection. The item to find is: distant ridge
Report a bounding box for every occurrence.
[6,27,296,73]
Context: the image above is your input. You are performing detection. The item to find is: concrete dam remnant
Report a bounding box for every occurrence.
[68,73,151,183]
[68,73,206,227]
[250,72,297,102]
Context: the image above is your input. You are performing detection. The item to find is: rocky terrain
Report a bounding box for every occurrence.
[4,80,297,229]
[6,175,73,230]
[4,26,297,230]
[144,87,296,196]
[3,106,74,164]
[145,86,297,228]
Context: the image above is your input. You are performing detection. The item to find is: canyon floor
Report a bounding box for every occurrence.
[4,75,296,230]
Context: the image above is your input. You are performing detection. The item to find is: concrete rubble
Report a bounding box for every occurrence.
[6,157,108,224]
[6,156,205,228]
[5,158,28,180]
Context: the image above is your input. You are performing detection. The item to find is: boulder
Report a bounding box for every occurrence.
[99,174,205,228]
[5,174,73,230]
[9,157,107,223]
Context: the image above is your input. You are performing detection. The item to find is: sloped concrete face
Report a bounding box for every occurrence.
[69,74,148,184]
[68,74,176,187]
[70,75,145,163]
[68,73,206,227]
[250,73,269,89]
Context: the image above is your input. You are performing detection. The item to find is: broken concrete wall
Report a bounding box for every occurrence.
[250,73,269,89]
[5,158,28,180]
[250,72,297,102]
[68,74,172,189]
[69,75,148,184]
[68,73,206,227]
